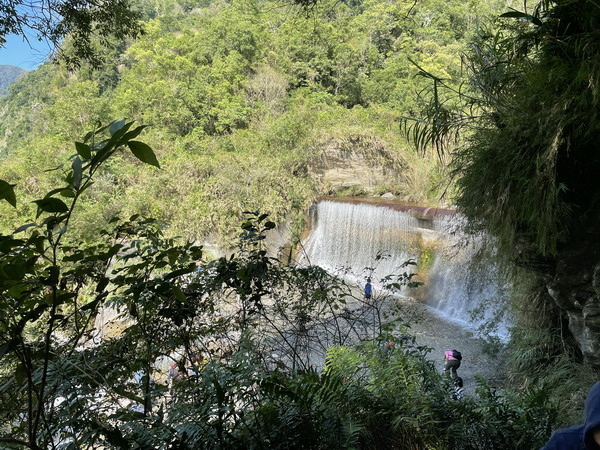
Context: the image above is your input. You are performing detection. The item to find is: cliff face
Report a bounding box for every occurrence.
[0,65,26,96]
[307,134,405,193]
[545,235,600,369]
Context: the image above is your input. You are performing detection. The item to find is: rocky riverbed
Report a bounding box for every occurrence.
[391,296,507,395]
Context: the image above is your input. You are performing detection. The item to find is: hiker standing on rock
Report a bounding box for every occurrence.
[364,278,373,302]
[443,349,462,379]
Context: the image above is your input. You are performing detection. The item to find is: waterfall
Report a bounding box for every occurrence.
[300,200,510,338]
[300,200,422,286]
[427,215,510,337]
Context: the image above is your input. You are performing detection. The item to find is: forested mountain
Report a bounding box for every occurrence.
[0,0,507,245]
[0,65,26,96]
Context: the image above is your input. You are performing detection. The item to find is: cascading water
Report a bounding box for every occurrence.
[427,215,510,337]
[300,200,510,338]
[300,200,422,287]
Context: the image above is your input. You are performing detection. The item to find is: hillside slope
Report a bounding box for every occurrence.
[0,0,506,245]
[0,64,26,96]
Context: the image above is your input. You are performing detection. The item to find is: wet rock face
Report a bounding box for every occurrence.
[547,244,600,368]
[567,309,600,368]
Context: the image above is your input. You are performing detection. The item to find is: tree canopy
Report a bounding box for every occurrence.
[0,0,143,67]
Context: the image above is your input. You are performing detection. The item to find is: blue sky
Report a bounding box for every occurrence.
[0,33,51,70]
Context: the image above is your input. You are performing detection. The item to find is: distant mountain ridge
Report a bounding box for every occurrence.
[0,65,27,96]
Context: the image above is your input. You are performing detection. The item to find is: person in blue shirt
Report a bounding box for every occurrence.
[364,278,372,301]
[542,381,600,449]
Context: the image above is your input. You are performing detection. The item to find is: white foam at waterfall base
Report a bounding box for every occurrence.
[299,200,421,291]
[299,200,511,340]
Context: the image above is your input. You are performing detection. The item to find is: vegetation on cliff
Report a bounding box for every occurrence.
[408,0,600,427]
[0,0,507,245]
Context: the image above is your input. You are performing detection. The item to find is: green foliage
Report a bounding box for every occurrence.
[0,122,163,448]
[0,126,570,449]
[442,380,560,449]
[505,273,597,426]
[0,2,588,448]
[406,0,600,258]
[332,185,368,197]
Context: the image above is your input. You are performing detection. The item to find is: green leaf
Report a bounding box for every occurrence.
[4,262,26,280]
[109,119,127,135]
[128,141,160,168]
[62,251,84,262]
[107,121,134,146]
[0,340,18,360]
[122,125,147,142]
[41,214,68,226]
[43,164,64,173]
[45,188,69,198]
[33,198,69,218]
[75,142,92,159]
[90,145,112,169]
[500,10,543,26]
[83,131,95,143]
[14,363,26,386]
[44,265,60,286]
[60,189,76,198]
[79,181,94,195]
[14,223,37,234]
[96,277,109,293]
[56,291,77,305]
[172,285,186,302]
[0,180,17,207]
[6,284,29,298]
[163,267,194,280]
[80,298,100,311]
[71,156,83,189]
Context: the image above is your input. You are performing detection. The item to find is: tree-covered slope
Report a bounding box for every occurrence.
[0,65,26,96]
[0,0,507,246]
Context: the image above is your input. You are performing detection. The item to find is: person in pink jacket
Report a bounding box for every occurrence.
[443,349,461,379]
